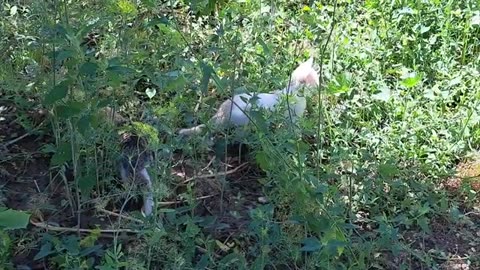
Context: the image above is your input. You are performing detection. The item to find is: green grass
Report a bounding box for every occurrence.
[1,0,480,269]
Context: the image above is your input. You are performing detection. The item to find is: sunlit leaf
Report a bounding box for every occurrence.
[80,228,101,248]
[372,85,391,102]
[400,72,422,88]
[117,0,137,15]
[145,88,157,99]
[471,12,480,25]
[448,76,462,87]
[327,73,351,95]
[10,6,18,16]
[131,122,159,146]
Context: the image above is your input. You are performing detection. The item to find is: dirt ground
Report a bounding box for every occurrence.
[1,100,480,269]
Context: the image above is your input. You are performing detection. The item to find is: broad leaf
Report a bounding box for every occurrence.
[300,237,321,252]
[44,82,69,105]
[145,88,157,99]
[55,101,84,118]
[372,85,391,102]
[78,174,96,198]
[0,208,31,230]
[34,242,54,260]
[79,62,98,77]
[55,49,75,63]
[255,151,270,171]
[51,142,72,166]
[401,72,422,88]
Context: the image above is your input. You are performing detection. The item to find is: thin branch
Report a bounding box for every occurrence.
[96,208,144,224]
[180,162,249,184]
[1,133,30,148]
[30,220,141,234]
[157,194,216,206]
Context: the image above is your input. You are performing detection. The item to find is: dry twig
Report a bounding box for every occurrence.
[30,219,140,234]
[96,208,144,224]
[181,162,248,184]
[157,194,216,206]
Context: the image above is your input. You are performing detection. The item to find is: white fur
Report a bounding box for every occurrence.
[179,58,319,136]
[139,168,154,217]
[120,166,154,217]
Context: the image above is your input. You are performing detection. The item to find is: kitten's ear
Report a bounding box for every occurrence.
[304,57,314,67]
[291,57,319,87]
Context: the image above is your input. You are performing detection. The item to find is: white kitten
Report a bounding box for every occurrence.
[178,58,319,136]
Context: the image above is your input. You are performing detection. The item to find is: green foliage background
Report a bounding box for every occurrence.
[1,0,479,269]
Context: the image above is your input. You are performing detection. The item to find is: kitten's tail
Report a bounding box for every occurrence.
[178,99,232,136]
[178,124,206,136]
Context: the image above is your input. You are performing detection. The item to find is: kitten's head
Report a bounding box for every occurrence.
[291,57,319,88]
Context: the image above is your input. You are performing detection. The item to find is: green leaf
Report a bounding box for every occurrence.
[255,151,270,171]
[106,65,134,75]
[300,237,321,252]
[379,162,397,178]
[79,244,103,257]
[186,221,201,238]
[63,235,80,255]
[327,73,351,95]
[44,82,69,105]
[218,253,247,269]
[0,208,31,230]
[55,49,75,63]
[165,76,187,92]
[34,242,54,260]
[55,101,84,118]
[249,110,268,133]
[417,217,431,233]
[401,72,422,88]
[195,254,210,269]
[200,62,213,94]
[417,203,431,216]
[78,175,96,198]
[79,62,98,77]
[322,228,347,256]
[0,230,12,259]
[76,114,93,136]
[51,142,72,166]
[257,38,271,56]
[131,122,159,146]
[117,0,137,15]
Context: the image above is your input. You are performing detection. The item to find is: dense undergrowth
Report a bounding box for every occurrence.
[1,0,480,269]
